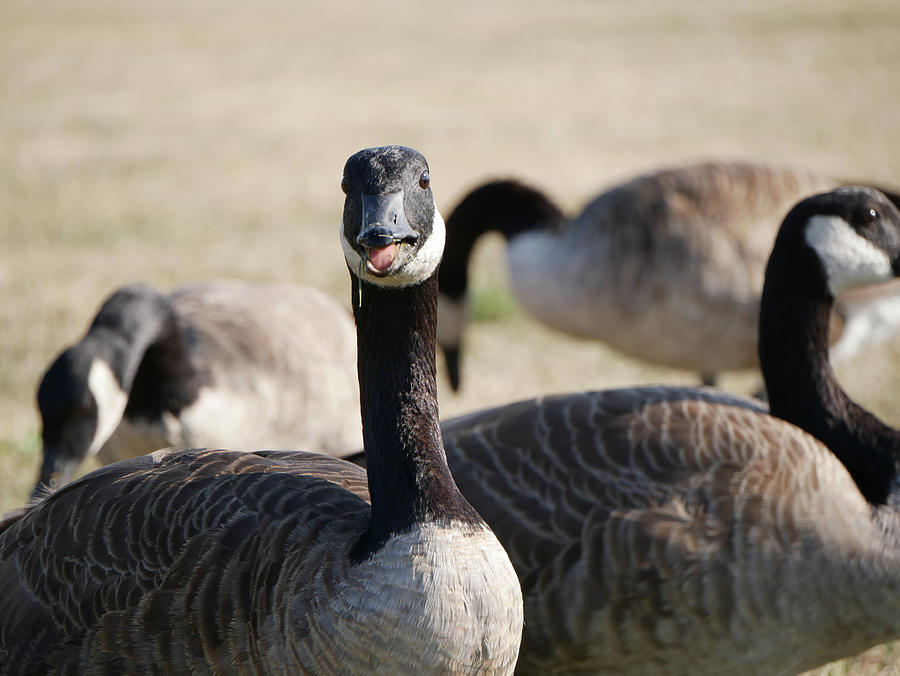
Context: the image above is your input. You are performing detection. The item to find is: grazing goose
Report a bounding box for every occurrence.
[33,278,361,495]
[394,186,900,674]
[0,146,523,674]
[438,160,900,389]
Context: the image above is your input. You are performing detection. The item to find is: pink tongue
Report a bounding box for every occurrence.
[367,243,397,272]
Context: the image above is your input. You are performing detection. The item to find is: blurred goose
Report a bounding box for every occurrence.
[0,146,523,674]
[33,278,361,495]
[438,160,900,388]
[352,187,900,674]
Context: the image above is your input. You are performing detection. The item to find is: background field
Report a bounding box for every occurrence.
[2,1,900,672]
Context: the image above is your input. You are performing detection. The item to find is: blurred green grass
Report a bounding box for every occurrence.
[471,287,521,323]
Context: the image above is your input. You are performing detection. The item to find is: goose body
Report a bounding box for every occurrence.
[438,161,900,387]
[440,387,900,675]
[34,278,362,493]
[0,146,523,674]
[2,449,516,673]
[405,186,900,674]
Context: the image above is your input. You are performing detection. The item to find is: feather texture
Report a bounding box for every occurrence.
[2,449,520,673]
[416,187,900,674]
[440,387,900,674]
[438,160,900,388]
[1,146,523,674]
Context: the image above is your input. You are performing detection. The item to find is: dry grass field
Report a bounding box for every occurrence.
[2,1,900,672]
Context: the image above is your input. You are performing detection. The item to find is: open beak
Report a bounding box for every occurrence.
[356,191,418,275]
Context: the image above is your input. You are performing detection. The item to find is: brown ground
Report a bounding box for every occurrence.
[2,1,900,672]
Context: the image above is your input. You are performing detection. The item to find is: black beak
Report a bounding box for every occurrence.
[357,191,418,248]
[32,449,72,499]
[443,345,461,391]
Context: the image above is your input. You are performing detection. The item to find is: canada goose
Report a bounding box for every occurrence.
[33,278,362,495]
[759,189,900,505]
[0,146,523,673]
[438,160,900,389]
[379,186,900,674]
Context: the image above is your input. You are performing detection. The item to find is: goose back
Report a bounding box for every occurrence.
[506,162,839,373]
[158,280,360,455]
[439,387,900,675]
[1,449,370,671]
[2,448,519,673]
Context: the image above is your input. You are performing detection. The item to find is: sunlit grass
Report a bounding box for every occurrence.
[470,287,521,323]
[0,433,39,508]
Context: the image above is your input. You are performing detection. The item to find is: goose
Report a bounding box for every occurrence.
[759,189,900,505]
[33,278,362,496]
[0,145,523,674]
[437,160,900,389]
[349,186,900,674]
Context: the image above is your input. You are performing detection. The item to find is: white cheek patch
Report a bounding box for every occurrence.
[87,358,129,456]
[436,293,467,348]
[341,209,446,288]
[804,215,894,296]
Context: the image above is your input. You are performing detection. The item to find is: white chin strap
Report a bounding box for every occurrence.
[86,358,129,456]
[341,210,446,288]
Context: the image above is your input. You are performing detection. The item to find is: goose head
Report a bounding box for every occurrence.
[340,145,445,288]
[796,186,900,297]
[35,348,127,494]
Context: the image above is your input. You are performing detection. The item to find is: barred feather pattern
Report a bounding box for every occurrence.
[0,449,520,674]
[440,386,900,675]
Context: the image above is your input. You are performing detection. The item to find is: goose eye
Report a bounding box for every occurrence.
[862,207,879,224]
[419,170,430,190]
[341,177,349,195]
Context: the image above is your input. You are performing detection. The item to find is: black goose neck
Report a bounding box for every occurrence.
[351,273,481,560]
[88,287,200,417]
[760,244,900,505]
[439,181,563,300]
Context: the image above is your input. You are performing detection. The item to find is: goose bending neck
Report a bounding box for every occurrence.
[352,273,480,557]
[760,248,900,505]
[85,287,195,396]
[439,181,563,300]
